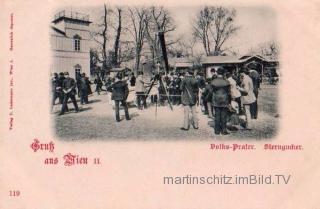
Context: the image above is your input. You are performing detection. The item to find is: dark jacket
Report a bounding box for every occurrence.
[62,77,77,95]
[249,70,260,95]
[51,77,61,93]
[86,77,93,94]
[211,77,231,107]
[174,77,182,92]
[110,80,129,101]
[94,77,103,87]
[197,76,206,89]
[79,77,88,90]
[180,75,199,106]
[130,75,136,86]
[202,83,213,103]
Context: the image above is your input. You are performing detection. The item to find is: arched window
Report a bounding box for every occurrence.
[73,34,81,51]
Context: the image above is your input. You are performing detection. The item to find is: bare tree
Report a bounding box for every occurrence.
[248,41,280,59]
[118,40,135,63]
[90,48,100,74]
[111,7,122,67]
[173,36,197,57]
[145,6,176,63]
[91,4,110,71]
[193,7,212,56]
[128,7,150,74]
[259,41,279,59]
[193,6,239,56]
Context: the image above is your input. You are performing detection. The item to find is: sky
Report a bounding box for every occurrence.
[54,5,278,55]
[169,6,277,54]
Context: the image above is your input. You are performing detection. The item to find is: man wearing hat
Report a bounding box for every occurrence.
[79,73,90,104]
[135,71,147,110]
[211,67,231,135]
[51,73,61,109]
[59,72,79,115]
[180,68,199,130]
[239,67,256,129]
[202,76,214,118]
[249,68,260,119]
[171,74,180,105]
[58,72,66,104]
[108,74,130,122]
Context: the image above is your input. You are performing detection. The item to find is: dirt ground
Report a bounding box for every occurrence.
[53,84,279,141]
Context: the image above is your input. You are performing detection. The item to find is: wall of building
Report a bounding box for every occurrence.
[50,50,90,77]
[50,19,91,78]
[51,35,90,52]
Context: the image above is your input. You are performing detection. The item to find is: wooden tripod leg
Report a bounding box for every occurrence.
[160,77,173,111]
[145,79,156,99]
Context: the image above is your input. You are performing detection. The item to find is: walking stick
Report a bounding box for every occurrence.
[155,95,158,119]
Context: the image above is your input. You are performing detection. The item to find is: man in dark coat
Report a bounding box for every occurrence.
[202,77,214,118]
[86,74,93,95]
[169,74,182,105]
[59,72,79,115]
[51,73,61,109]
[211,67,231,135]
[108,74,131,122]
[130,73,136,87]
[174,74,182,105]
[94,75,103,95]
[58,72,65,104]
[249,69,260,119]
[180,69,199,130]
[79,73,89,104]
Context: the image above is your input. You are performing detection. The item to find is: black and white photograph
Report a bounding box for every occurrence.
[50,5,280,140]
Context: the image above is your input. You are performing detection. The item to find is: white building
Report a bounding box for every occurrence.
[50,10,92,78]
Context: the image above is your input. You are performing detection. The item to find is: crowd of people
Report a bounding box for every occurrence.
[51,65,261,135]
[51,72,95,115]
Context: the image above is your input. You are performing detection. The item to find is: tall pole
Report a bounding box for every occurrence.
[158,31,169,74]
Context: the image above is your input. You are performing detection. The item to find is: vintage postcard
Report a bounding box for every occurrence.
[0,0,319,208]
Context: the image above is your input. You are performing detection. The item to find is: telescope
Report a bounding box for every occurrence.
[145,31,173,111]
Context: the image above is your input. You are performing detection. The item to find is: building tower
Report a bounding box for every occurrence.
[50,10,92,78]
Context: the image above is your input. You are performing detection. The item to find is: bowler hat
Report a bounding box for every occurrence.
[217,67,225,75]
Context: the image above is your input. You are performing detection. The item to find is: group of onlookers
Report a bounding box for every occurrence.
[51,72,79,115]
[51,72,95,115]
[198,66,261,134]
[51,66,261,135]
[174,66,261,135]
